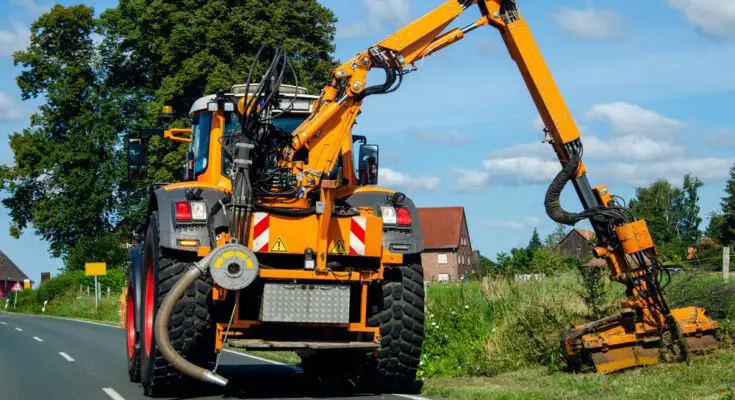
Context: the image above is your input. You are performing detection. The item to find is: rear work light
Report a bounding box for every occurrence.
[175,201,207,221]
[396,207,412,226]
[381,206,411,226]
[175,202,191,221]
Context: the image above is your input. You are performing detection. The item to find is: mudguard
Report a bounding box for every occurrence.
[149,186,229,252]
[342,190,424,255]
[128,246,143,334]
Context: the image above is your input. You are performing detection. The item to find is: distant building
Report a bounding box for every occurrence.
[557,229,595,259]
[417,207,475,282]
[0,250,30,298]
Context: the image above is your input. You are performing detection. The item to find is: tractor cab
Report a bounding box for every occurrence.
[185,84,319,187]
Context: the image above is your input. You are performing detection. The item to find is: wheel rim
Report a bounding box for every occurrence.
[144,259,154,356]
[126,287,135,358]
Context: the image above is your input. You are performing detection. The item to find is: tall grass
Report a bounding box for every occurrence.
[4,269,125,323]
[421,271,734,379]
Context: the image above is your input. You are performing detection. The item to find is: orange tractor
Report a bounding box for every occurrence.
[122,0,718,396]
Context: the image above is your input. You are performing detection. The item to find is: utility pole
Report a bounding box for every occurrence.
[724,246,730,284]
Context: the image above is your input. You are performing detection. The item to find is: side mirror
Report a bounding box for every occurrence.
[358,144,379,186]
[127,138,147,180]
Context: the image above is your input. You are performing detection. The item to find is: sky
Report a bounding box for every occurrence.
[1,0,735,282]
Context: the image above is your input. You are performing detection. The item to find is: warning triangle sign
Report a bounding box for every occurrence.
[270,237,288,253]
[329,240,347,255]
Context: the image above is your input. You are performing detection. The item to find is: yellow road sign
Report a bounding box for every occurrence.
[23,280,31,289]
[270,237,288,253]
[329,240,347,255]
[85,262,107,276]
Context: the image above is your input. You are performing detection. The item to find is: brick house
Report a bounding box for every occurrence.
[417,207,475,282]
[557,229,595,259]
[0,249,30,298]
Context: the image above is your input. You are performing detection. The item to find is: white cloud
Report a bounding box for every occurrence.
[411,129,470,146]
[704,129,735,149]
[336,22,368,39]
[337,0,410,38]
[600,157,735,185]
[583,135,685,161]
[0,92,24,121]
[380,167,439,192]
[365,0,411,30]
[667,0,735,37]
[585,102,685,137]
[10,0,49,14]
[486,217,541,230]
[0,24,30,57]
[451,167,489,193]
[482,157,560,186]
[552,8,626,39]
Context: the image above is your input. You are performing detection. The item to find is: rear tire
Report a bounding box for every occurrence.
[361,261,425,393]
[140,212,216,396]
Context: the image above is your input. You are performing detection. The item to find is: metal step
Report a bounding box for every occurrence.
[227,338,378,351]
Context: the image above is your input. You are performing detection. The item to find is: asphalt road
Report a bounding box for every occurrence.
[0,312,433,400]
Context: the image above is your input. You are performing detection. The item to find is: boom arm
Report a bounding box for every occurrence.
[281,0,718,372]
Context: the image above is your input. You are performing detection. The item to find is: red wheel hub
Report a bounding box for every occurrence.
[144,260,154,356]
[126,287,135,358]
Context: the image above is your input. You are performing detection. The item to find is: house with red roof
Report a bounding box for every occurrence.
[416,207,475,282]
[0,249,30,298]
[557,228,596,260]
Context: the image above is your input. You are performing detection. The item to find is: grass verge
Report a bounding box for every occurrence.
[422,348,735,400]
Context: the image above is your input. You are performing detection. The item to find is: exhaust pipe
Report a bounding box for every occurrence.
[153,243,259,388]
[154,264,229,387]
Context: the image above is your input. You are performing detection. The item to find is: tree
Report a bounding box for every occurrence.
[544,223,569,247]
[676,175,703,245]
[718,165,735,245]
[629,176,704,261]
[1,5,127,267]
[1,1,337,269]
[528,228,542,252]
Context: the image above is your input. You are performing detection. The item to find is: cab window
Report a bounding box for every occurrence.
[191,112,212,176]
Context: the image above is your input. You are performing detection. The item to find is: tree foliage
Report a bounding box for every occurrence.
[716,165,735,245]
[1,1,337,269]
[629,175,703,261]
[1,5,126,264]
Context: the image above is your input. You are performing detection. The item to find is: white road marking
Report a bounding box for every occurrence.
[33,336,43,342]
[14,327,22,332]
[392,394,431,400]
[102,388,126,400]
[1,321,7,325]
[58,352,75,362]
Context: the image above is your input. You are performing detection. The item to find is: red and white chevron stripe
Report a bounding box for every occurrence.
[349,216,366,256]
[252,212,270,252]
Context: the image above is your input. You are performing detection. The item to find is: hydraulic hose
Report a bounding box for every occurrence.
[544,156,588,226]
[154,264,229,388]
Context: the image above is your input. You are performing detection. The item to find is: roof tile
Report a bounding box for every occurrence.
[417,207,464,250]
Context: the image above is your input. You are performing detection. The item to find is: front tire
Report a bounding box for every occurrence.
[140,212,216,396]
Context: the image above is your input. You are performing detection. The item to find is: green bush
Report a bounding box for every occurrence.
[666,273,735,322]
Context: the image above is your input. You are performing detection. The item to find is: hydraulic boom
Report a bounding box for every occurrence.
[279,0,719,373]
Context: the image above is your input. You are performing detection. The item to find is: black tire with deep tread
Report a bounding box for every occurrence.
[140,212,216,397]
[362,261,425,393]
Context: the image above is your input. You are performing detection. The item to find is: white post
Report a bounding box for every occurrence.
[724,246,730,283]
[42,300,48,313]
[13,291,17,309]
[94,275,99,310]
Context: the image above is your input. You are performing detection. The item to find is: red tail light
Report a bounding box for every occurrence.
[396,207,412,226]
[175,201,192,221]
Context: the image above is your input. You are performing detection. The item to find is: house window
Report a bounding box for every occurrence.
[438,254,448,264]
[438,273,450,282]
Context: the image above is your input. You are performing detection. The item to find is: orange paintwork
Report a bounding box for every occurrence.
[615,220,655,254]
